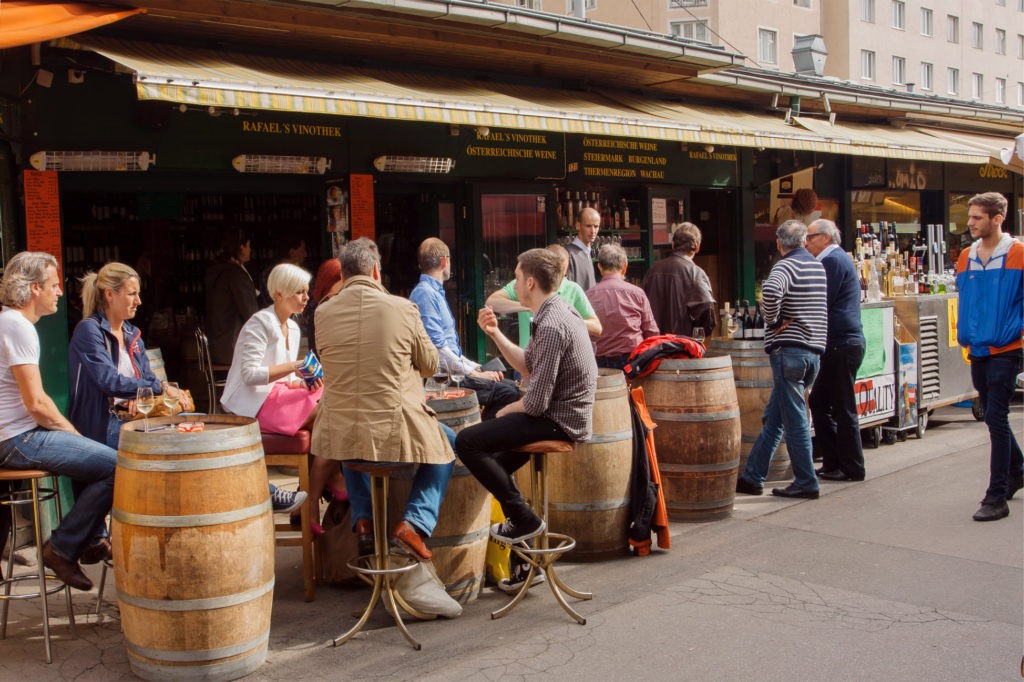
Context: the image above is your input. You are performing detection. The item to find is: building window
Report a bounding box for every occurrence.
[671,20,710,42]
[670,0,709,6]
[920,8,932,36]
[793,0,811,7]
[971,72,983,99]
[947,67,959,95]
[1018,82,1024,107]
[971,22,984,49]
[1019,34,1024,59]
[947,15,959,43]
[568,0,596,11]
[892,56,907,84]
[996,0,1005,5]
[920,62,933,90]
[891,1,905,29]
[862,0,875,22]
[861,50,876,80]
[516,0,541,7]
[758,28,778,65]
[995,78,1006,104]
[995,29,1006,54]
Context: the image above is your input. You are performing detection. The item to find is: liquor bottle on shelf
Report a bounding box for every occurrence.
[751,303,765,339]
[744,301,756,339]
[732,300,745,339]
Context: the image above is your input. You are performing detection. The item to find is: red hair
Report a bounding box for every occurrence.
[311,258,342,305]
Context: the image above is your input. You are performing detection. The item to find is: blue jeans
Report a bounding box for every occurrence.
[970,352,1024,500]
[742,347,821,491]
[0,427,116,561]
[342,423,457,537]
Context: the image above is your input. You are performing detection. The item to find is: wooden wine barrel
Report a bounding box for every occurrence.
[708,339,792,481]
[112,415,273,682]
[388,389,489,603]
[636,354,741,522]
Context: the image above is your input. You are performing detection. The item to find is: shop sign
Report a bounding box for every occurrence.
[240,120,343,138]
[945,162,1014,192]
[456,128,564,178]
[887,161,939,190]
[23,170,63,280]
[571,135,737,186]
[855,373,895,422]
[851,156,886,187]
[978,163,1010,179]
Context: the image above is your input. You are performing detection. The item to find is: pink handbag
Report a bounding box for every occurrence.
[256,382,323,436]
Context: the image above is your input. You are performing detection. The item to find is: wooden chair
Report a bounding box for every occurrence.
[261,430,316,602]
[0,469,77,663]
[194,327,229,414]
[491,440,592,625]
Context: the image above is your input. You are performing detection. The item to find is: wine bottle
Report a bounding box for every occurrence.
[744,300,756,338]
[751,303,765,339]
[732,300,745,339]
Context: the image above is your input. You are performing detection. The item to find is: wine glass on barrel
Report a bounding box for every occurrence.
[692,327,706,346]
[431,364,449,398]
[136,386,155,433]
[447,360,464,397]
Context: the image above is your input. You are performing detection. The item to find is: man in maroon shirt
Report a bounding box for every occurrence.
[586,243,659,369]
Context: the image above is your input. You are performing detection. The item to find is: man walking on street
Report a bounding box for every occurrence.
[955,192,1024,522]
[642,222,717,337]
[735,220,827,499]
[566,207,600,291]
[805,219,867,482]
[586,243,659,369]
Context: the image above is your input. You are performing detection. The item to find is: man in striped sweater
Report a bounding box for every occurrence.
[736,220,828,499]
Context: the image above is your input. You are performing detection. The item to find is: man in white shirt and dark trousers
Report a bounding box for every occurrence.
[565,207,600,291]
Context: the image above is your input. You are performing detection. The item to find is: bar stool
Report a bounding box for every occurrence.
[0,469,77,663]
[332,460,433,651]
[261,430,316,602]
[491,440,592,625]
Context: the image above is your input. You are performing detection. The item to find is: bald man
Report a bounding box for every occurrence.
[566,207,600,291]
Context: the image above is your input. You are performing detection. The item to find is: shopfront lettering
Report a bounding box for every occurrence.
[855,374,895,421]
[582,137,658,152]
[481,131,548,144]
[688,150,738,162]
[241,120,343,137]
[887,162,937,190]
[465,145,557,159]
[979,163,1009,179]
[890,168,927,189]
[584,167,638,178]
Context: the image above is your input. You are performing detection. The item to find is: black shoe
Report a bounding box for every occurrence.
[42,542,93,591]
[491,516,545,544]
[818,470,864,482]
[973,497,1010,521]
[1007,475,1024,501]
[79,537,111,565]
[496,554,545,594]
[735,476,764,496]
[771,484,819,499]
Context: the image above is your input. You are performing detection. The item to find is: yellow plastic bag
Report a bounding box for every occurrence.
[485,498,510,583]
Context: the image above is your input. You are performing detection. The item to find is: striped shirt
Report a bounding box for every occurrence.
[762,247,827,354]
[524,294,598,441]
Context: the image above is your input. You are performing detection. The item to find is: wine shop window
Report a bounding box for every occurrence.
[672,20,710,43]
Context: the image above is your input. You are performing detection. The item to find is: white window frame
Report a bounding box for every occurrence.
[568,0,596,11]
[861,49,876,81]
[892,56,906,85]
[892,0,906,29]
[947,67,959,95]
[516,0,541,7]
[971,72,983,99]
[995,78,1006,104]
[758,27,779,65]
[670,0,709,6]
[862,0,876,23]
[920,8,933,36]
[1018,82,1024,107]
[671,20,710,43]
[793,0,811,7]
[995,29,1006,55]
[1019,34,1024,59]
[971,22,983,49]
[947,15,959,43]
[920,62,933,91]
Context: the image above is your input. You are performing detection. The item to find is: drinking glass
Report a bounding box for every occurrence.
[163,382,180,423]
[136,386,155,433]
[431,365,449,397]
[692,327,706,344]
[447,360,464,396]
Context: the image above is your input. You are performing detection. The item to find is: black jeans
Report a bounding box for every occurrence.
[460,375,520,421]
[455,412,570,525]
[971,351,1024,500]
[808,343,866,478]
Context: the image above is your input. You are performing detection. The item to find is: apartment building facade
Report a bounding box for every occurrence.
[499,0,1024,110]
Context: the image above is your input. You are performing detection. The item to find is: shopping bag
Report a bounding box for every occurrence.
[390,557,462,619]
[485,497,511,583]
[318,499,360,586]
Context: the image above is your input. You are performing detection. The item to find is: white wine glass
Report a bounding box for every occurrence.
[447,360,464,396]
[692,327,706,345]
[163,382,180,424]
[136,386,155,433]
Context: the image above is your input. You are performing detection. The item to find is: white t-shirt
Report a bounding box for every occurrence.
[0,308,42,441]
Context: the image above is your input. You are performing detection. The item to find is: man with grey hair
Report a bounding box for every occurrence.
[736,220,827,499]
[642,222,716,337]
[805,219,867,482]
[0,252,117,591]
[586,243,659,369]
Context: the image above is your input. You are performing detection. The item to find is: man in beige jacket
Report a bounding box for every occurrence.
[312,238,455,560]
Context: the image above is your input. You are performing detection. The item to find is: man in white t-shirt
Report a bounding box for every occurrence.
[0,252,117,591]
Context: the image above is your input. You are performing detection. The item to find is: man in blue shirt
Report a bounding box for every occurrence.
[409,238,519,418]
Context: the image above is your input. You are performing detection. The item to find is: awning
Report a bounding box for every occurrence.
[793,116,991,165]
[74,37,996,164]
[914,128,1023,174]
[0,2,142,50]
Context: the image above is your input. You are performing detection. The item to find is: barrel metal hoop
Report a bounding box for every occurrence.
[667,498,733,510]
[436,414,478,427]
[125,628,270,662]
[734,380,772,388]
[112,500,272,527]
[120,429,261,456]
[655,357,733,371]
[659,459,740,473]
[648,371,732,382]
[732,360,770,367]
[116,448,265,472]
[582,429,633,444]
[117,577,274,612]
[550,497,629,512]
[649,408,741,422]
[128,643,267,681]
[426,527,488,547]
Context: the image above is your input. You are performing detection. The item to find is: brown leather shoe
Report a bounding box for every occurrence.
[354,518,374,556]
[42,541,93,591]
[392,520,432,562]
[80,537,111,565]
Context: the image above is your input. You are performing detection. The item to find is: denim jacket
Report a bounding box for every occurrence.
[68,311,161,444]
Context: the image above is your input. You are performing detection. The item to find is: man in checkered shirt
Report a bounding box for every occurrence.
[456,248,598,545]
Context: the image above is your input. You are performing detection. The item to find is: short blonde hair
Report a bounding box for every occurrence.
[266,263,311,300]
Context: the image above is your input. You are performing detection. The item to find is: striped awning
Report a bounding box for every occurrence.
[914,128,1023,174]
[76,37,994,164]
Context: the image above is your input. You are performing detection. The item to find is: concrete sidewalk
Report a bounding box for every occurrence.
[2,403,1021,681]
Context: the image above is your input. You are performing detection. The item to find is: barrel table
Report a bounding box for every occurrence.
[112,415,273,682]
[707,339,792,481]
[636,354,741,521]
[388,389,490,603]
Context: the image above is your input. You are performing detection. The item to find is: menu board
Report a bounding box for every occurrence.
[23,170,63,279]
[349,173,375,241]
